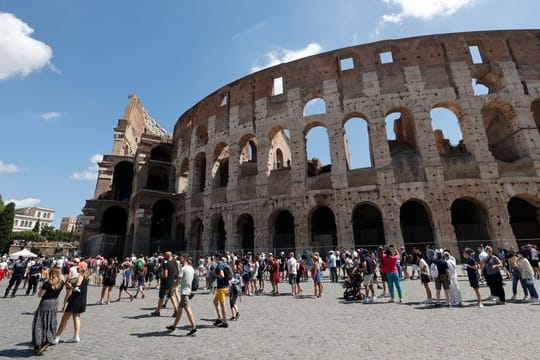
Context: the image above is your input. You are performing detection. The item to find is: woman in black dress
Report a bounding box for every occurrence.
[53,262,89,344]
[99,259,117,305]
[32,268,64,355]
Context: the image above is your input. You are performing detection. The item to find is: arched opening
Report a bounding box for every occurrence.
[212,143,229,188]
[310,206,337,253]
[482,102,521,163]
[239,135,258,163]
[150,199,174,253]
[178,158,189,193]
[237,214,255,253]
[111,161,134,201]
[451,198,491,254]
[211,214,226,252]
[147,166,169,191]
[193,152,206,193]
[101,206,128,259]
[532,98,540,133]
[176,222,186,253]
[190,218,204,252]
[272,210,295,252]
[150,144,172,162]
[305,124,331,176]
[431,106,467,155]
[195,125,209,147]
[385,109,417,154]
[303,98,326,116]
[268,127,292,173]
[344,116,372,169]
[352,204,385,249]
[400,201,434,248]
[508,197,540,246]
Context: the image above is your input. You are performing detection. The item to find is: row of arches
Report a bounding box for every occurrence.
[97,195,540,256]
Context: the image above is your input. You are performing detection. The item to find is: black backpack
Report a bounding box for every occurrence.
[223,264,233,281]
[191,272,199,291]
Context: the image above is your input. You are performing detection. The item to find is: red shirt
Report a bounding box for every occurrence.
[381,255,399,274]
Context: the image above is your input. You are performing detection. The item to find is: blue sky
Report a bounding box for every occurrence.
[0,0,539,226]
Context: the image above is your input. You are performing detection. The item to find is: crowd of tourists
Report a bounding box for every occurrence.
[0,242,539,355]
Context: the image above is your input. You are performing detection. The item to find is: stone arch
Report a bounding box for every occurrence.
[343,114,373,169]
[195,125,209,147]
[212,142,229,188]
[239,134,258,163]
[268,125,291,173]
[149,143,173,162]
[303,97,327,116]
[385,106,417,151]
[210,213,226,252]
[508,195,540,246]
[304,122,331,176]
[270,210,295,251]
[309,206,337,253]
[193,152,206,193]
[481,101,521,163]
[111,161,134,201]
[531,98,540,134]
[352,203,385,249]
[190,217,204,253]
[431,102,468,155]
[237,213,255,253]
[147,166,169,191]
[450,197,492,254]
[399,200,435,248]
[177,158,189,193]
[150,199,175,253]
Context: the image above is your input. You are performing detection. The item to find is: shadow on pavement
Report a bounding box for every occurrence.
[0,348,34,358]
[123,314,156,319]
[130,331,171,338]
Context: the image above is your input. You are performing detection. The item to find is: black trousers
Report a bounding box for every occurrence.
[4,275,23,297]
[26,275,39,295]
[486,272,506,302]
[330,267,338,282]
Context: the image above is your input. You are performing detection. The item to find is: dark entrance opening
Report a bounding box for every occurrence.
[150,199,174,253]
[194,153,206,193]
[508,197,540,246]
[176,223,186,253]
[400,201,434,249]
[150,144,172,162]
[237,214,255,254]
[272,210,295,252]
[211,215,226,252]
[101,206,128,259]
[451,198,491,255]
[214,159,229,188]
[147,166,169,191]
[111,161,133,201]
[352,204,385,249]
[310,207,337,255]
[190,218,204,253]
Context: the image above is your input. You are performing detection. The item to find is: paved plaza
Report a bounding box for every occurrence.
[1,275,540,359]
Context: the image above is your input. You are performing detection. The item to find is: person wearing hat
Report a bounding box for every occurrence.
[53,261,89,344]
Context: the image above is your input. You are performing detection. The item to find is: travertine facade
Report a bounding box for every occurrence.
[81,30,540,259]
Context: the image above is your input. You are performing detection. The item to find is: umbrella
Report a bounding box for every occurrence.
[9,248,38,260]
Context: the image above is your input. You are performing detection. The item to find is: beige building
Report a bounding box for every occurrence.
[60,217,77,232]
[80,30,540,259]
[13,207,55,232]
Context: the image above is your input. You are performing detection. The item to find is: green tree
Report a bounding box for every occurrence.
[0,202,15,254]
[32,219,41,233]
[40,225,55,240]
[0,194,4,212]
[10,230,46,242]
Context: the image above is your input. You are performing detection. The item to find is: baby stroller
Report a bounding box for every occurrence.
[343,270,364,301]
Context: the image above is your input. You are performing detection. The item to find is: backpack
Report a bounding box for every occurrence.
[136,259,144,271]
[223,264,233,281]
[191,271,199,291]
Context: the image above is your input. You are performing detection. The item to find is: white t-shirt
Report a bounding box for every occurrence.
[478,251,488,263]
[180,265,194,296]
[287,257,297,274]
[0,261,7,270]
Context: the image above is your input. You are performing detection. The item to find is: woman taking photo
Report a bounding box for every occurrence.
[311,253,323,298]
[381,247,402,303]
[53,262,89,344]
[31,269,64,355]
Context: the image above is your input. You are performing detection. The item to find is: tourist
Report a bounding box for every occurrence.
[287,252,298,296]
[53,261,89,344]
[444,251,462,306]
[0,256,8,283]
[484,246,506,305]
[250,255,258,294]
[381,247,402,303]
[62,258,80,310]
[26,258,42,296]
[462,248,483,307]
[99,258,117,305]
[377,247,388,297]
[134,262,146,299]
[311,253,323,298]
[327,250,338,283]
[362,250,376,302]
[400,247,410,280]
[31,267,64,355]
[269,254,280,295]
[151,252,177,316]
[256,254,265,294]
[116,259,135,302]
[296,255,304,294]
[432,250,450,306]
[522,244,540,279]
[507,251,528,301]
[3,256,27,298]
[410,248,419,280]
[213,255,230,328]
[279,252,287,282]
[242,255,253,296]
[417,253,432,304]
[167,256,197,336]
[229,259,242,320]
[517,252,539,303]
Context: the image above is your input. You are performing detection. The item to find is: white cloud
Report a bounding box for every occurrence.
[7,197,40,208]
[250,42,323,73]
[0,12,54,80]
[0,160,19,173]
[380,0,476,24]
[40,111,62,121]
[70,154,103,181]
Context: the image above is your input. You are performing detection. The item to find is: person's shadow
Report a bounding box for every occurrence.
[0,348,34,358]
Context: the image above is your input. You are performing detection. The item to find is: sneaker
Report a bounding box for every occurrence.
[213,319,223,326]
[51,336,60,345]
[523,296,529,302]
[510,295,516,301]
[166,325,176,331]
[150,311,160,317]
[186,328,197,336]
[478,303,484,308]
[528,297,538,303]
[217,322,228,328]
[66,336,80,343]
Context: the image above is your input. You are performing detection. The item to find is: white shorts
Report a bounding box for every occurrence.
[362,274,374,286]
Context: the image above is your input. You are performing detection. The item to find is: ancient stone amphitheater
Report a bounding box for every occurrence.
[81,29,540,259]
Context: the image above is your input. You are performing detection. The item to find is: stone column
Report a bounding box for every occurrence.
[289,132,307,194]
[414,109,444,182]
[227,142,241,201]
[327,118,349,189]
[369,114,395,185]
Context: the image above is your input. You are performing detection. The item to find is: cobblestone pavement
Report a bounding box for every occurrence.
[1,274,540,359]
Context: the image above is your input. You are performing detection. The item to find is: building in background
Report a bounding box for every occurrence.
[12,207,55,232]
[60,217,77,232]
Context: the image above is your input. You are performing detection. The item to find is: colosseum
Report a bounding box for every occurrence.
[80,29,540,260]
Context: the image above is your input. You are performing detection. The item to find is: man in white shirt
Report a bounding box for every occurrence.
[287,252,298,296]
[167,256,197,336]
